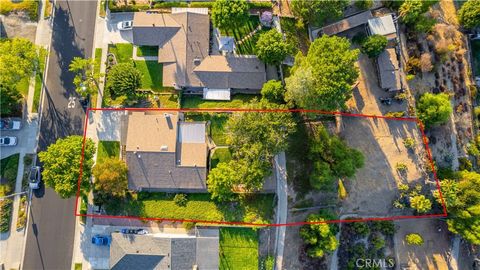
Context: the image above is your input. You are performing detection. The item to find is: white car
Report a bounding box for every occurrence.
[0,136,17,146]
[117,20,133,31]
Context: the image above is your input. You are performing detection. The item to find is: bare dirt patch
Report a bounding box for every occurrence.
[0,13,37,42]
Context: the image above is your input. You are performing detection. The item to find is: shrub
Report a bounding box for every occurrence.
[108,0,149,12]
[410,195,432,213]
[415,16,436,33]
[360,34,388,58]
[385,111,405,117]
[174,193,188,207]
[371,234,385,250]
[458,157,473,171]
[106,62,142,100]
[261,80,285,103]
[370,221,396,236]
[350,221,369,237]
[420,53,433,72]
[403,137,416,149]
[0,199,13,233]
[405,233,424,245]
[355,0,373,10]
[396,163,408,172]
[189,1,214,8]
[153,1,188,8]
[406,57,421,74]
[416,93,452,128]
[338,179,348,200]
[406,74,416,81]
[457,0,480,29]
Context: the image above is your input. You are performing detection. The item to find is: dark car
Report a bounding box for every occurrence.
[0,119,21,130]
[121,228,148,235]
[92,235,111,246]
[28,166,41,189]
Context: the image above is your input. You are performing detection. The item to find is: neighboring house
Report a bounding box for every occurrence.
[376,48,402,92]
[311,10,373,39]
[131,9,266,100]
[110,228,219,270]
[124,111,208,192]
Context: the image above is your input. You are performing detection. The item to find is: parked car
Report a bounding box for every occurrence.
[121,228,148,235]
[28,166,41,189]
[92,235,111,246]
[0,136,17,146]
[117,20,133,31]
[0,119,21,130]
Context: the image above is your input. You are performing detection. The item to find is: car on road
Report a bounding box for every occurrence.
[121,228,148,235]
[117,20,133,31]
[0,136,17,146]
[92,235,111,246]
[28,166,42,189]
[0,119,21,130]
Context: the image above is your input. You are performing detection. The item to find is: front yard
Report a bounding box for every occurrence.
[0,153,20,233]
[96,141,120,162]
[220,227,259,270]
[133,60,163,91]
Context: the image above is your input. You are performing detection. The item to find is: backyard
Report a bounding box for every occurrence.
[220,15,267,55]
[279,17,310,54]
[103,192,275,225]
[181,94,259,109]
[220,227,259,270]
[184,112,230,146]
[211,148,232,169]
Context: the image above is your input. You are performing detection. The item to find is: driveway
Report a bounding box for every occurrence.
[103,12,133,44]
[86,110,126,143]
[0,117,38,159]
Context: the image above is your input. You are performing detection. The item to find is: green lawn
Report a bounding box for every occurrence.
[184,113,229,145]
[33,47,48,113]
[280,17,311,54]
[472,40,480,76]
[137,46,158,57]
[181,94,259,109]
[108,43,133,63]
[220,227,259,270]
[211,148,232,168]
[91,48,103,107]
[220,16,265,55]
[97,141,120,162]
[16,77,30,97]
[104,192,275,224]
[157,94,179,108]
[134,60,163,91]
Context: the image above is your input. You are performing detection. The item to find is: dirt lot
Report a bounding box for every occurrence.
[0,13,37,42]
[394,219,453,270]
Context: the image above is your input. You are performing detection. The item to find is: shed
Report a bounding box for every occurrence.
[368,14,397,40]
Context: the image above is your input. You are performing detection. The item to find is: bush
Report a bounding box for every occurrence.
[108,0,149,12]
[338,179,348,200]
[416,93,452,128]
[0,199,13,232]
[410,195,432,213]
[106,62,142,99]
[261,80,285,103]
[153,1,188,8]
[415,16,436,33]
[406,57,421,74]
[403,137,416,149]
[350,221,370,236]
[371,234,385,250]
[360,34,388,58]
[355,0,373,10]
[396,163,408,172]
[458,157,473,171]
[248,2,272,9]
[458,0,480,29]
[189,1,214,8]
[370,221,396,236]
[174,193,188,207]
[405,233,424,245]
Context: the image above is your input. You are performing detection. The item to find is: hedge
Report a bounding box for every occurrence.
[153,1,188,8]
[0,199,13,233]
[108,0,150,12]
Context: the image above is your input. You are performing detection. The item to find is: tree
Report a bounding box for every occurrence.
[285,35,359,110]
[290,0,348,26]
[309,126,364,190]
[405,233,424,245]
[410,194,432,213]
[211,0,249,31]
[0,84,22,116]
[38,136,95,198]
[458,0,480,29]
[416,93,452,128]
[399,0,437,25]
[300,211,339,258]
[0,38,39,86]
[355,0,373,10]
[92,158,128,197]
[256,29,291,65]
[106,63,142,100]
[361,34,388,58]
[69,57,100,98]
[261,80,285,103]
[438,171,480,244]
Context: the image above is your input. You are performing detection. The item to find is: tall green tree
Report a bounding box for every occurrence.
[69,57,99,98]
[106,62,142,100]
[93,158,128,197]
[290,0,348,26]
[211,0,249,32]
[255,29,291,65]
[399,0,438,25]
[300,211,339,258]
[436,172,480,244]
[361,34,388,58]
[458,0,480,29]
[416,93,452,128]
[308,125,364,190]
[0,38,39,85]
[0,84,22,116]
[38,136,95,198]
[285,35,359,110]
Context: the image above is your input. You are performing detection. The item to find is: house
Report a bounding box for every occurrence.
[131,9,266,100]
[110,228,219,270]
[376,48,402,92]
[124,111,208,192]
[367,14,397,41]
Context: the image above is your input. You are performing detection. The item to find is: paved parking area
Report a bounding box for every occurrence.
[86,110,126,143]
[1,117,38,159]
[103,12,133,44]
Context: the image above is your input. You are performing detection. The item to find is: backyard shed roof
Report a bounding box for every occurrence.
[319,10,373,36]
[203,88,231,100]
[377,48,401,91]
[368,14,397,39]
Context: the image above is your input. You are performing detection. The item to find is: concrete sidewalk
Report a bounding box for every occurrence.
[274,152,287,270]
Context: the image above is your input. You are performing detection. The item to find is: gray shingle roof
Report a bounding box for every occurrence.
[110,230,219,270]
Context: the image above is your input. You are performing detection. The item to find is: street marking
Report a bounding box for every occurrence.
[68,96,76,109]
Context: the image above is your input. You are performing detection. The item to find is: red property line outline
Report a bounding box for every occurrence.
[75,108,448,227]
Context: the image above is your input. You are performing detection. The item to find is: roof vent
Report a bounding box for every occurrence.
[160,145,168,151]
[193,58,201,65]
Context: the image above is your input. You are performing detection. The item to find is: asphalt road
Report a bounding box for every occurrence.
[22,1,97,269]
